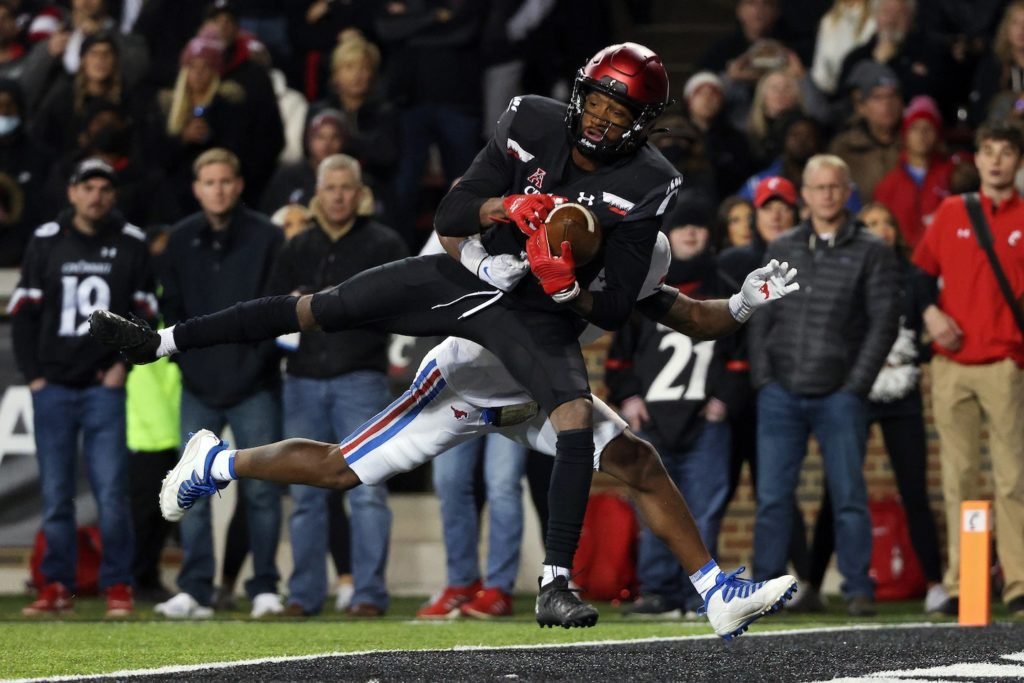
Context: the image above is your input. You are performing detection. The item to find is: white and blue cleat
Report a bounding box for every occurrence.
[702,567,798,640]
[159,429,230,522]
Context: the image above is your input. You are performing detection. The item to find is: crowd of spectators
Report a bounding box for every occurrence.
[6,0,1024,623]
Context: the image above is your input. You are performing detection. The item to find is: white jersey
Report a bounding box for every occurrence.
[432,231,672,407]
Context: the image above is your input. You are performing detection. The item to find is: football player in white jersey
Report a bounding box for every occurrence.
[100,230,802,640]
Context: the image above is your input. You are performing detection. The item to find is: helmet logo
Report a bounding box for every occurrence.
[598,76,627,96]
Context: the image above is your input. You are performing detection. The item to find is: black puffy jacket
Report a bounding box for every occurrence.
[748,216,900,397]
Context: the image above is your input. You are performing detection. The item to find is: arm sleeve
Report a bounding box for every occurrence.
[434,102,517,237]
[844,244,902,396]
[8,239,45,382]
[605,316,645,405]
[635,285,677,322]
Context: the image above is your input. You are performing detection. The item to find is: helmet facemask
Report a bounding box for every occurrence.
[566,75,666,162]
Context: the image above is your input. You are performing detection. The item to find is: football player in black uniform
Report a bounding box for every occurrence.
[11,158,156,618]
[90,44,793,629]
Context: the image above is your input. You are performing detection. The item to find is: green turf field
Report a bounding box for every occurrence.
[3,594,1012,680]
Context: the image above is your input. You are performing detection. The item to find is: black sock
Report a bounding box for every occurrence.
[543,428,594,569]
[175,295,299,350]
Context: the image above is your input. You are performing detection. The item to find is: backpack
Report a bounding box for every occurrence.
[869,499,927,601]
[572,492,639,601]
[29,525,103,595]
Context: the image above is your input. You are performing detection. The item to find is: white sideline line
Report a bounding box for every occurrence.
[0,622,961,683]
[812,650,1024,681]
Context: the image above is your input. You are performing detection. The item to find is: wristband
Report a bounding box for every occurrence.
[728,292,752,323]
[459,237,488,276]
[552,281,581,303]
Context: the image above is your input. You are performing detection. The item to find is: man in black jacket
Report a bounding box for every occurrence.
[154,148,285,620]
[11,158,155,618]
[748,154,899,616]
[268,154,407,617]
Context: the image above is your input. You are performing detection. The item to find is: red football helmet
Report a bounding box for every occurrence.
[565,42,670,160]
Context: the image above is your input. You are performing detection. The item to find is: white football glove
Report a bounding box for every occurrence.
[728,259,800,323]
[459,237,530,292]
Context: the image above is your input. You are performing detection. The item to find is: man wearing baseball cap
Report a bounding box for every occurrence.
[720,176,799,286]
[754,176,799,241]
[13,155,154,619]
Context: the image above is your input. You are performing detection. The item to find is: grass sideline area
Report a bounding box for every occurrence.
[2,594,1007,680]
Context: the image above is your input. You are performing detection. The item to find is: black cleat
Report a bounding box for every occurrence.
[535,576,599,628]
[89,310,160,364]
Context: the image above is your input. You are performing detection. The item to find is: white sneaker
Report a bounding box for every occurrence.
[334,583,355,612]
[251,592,284,618]
[702,567,797,640]
[924,583,950,613]
[154,592,214,619]
[159,429,230,522]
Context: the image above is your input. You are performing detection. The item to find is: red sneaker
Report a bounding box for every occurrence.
[22,582,73,616]
[460,587,513,619]
[416,580,482,618]
[105,583,134,618]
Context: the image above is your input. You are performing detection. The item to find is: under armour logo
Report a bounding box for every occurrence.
[100,247,117,258]
[451,406,469,420]
[956,228,971,239]
[577,192,595,206]
[1011,230,1022,247]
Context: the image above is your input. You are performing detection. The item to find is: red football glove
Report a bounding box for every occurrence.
[501,194,556,235]
[525,225,580,302]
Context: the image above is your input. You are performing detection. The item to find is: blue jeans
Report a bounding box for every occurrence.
[432,433,527,593]
[285,372,393,612]
[32,383,134,590]
[637,421,731,609]
[753,382,874,599]
[177,389,283,605]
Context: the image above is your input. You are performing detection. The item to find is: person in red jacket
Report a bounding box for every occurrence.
[874,95,953,248]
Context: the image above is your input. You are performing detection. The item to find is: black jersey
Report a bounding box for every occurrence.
[435,95,682,331]
[8,214,156,386]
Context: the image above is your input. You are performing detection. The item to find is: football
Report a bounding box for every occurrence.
[544,203,603,266]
